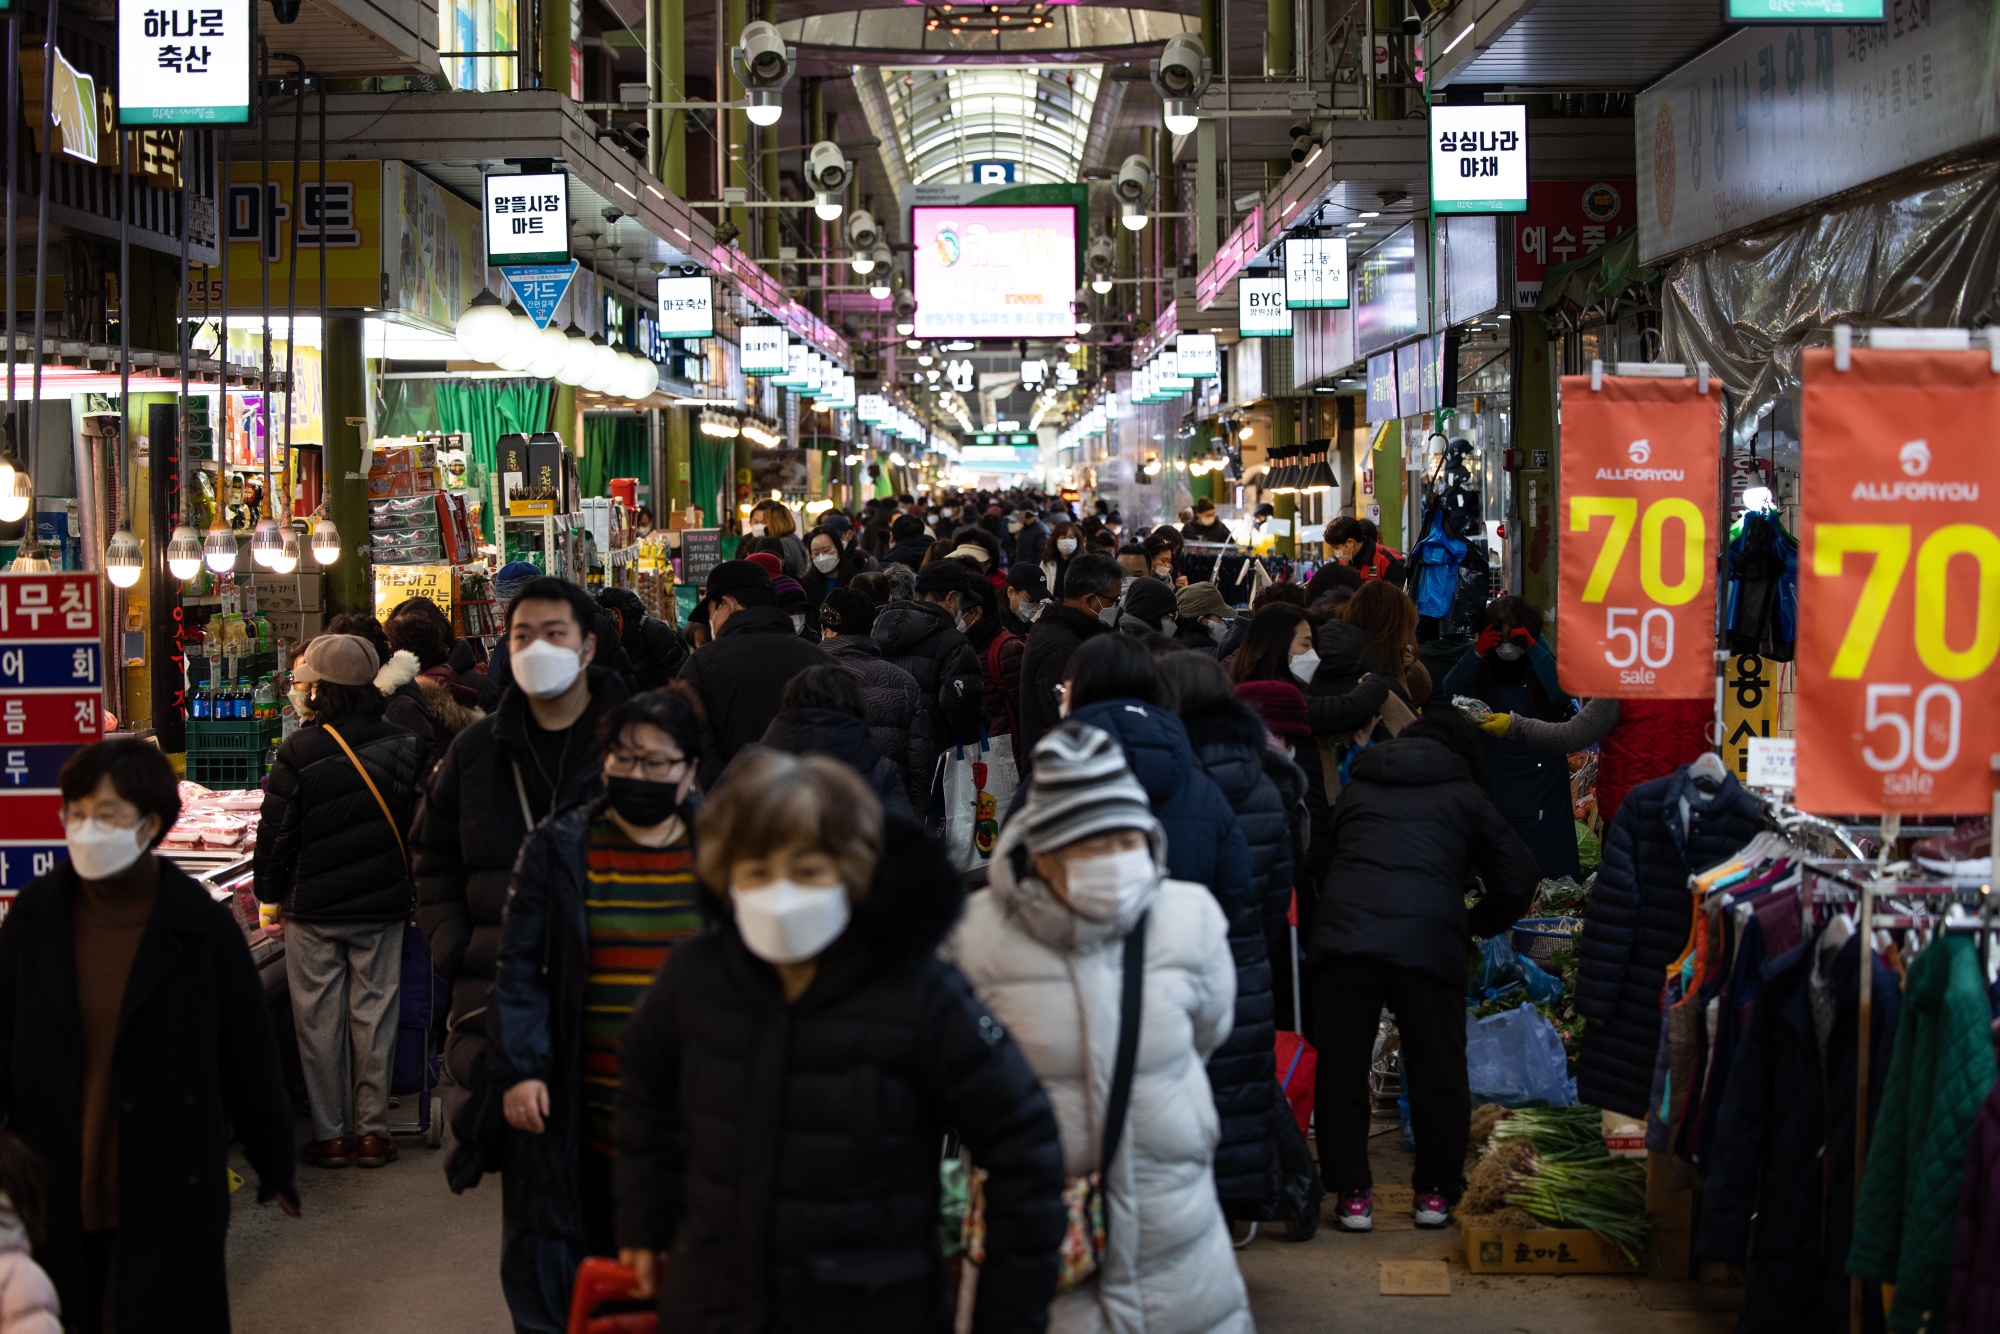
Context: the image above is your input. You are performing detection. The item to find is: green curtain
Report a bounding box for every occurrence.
[434,379,554,539]
[578,416,649,498]
[689,435,732,527]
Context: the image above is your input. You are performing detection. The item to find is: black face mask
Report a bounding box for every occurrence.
[606,775,684,827]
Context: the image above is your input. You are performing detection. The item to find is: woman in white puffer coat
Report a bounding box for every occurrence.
[947,722,1254,1334]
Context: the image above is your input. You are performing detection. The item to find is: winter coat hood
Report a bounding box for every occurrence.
[1312,618,1376,693]
[1348,736,1476,788]
[758,707,895,787]
[419,660,482,708]
[375,647,422,694]
[1065,698,1197,809]
[871,597,954,656]
[1177,694,1273,758]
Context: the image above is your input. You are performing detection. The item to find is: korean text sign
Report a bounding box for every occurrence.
[1284,237,1349,310]
[1796,346,2000,815]
[1238,276,1291,337]
[1430,104,1528,215]
[656,276,715,338]
[483,171,569,267]
[0,573,103,896]
[118,0,251,124]
[1557,374,1718,699]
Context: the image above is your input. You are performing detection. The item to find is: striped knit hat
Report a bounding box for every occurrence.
[1022,723,1158,854]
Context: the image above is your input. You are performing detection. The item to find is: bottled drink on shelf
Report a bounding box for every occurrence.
[253,676,276,721]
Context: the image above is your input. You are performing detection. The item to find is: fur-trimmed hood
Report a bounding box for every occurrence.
[416,674,484,739]
[374,647,421,694]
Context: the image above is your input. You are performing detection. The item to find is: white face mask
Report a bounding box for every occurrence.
[1153,566,1173,582]
[1056,538,1078,556]
[1289,648,1321,684]
[512,637,584,699]
[1098,601,1120,626]
[288,684,312,716]
[1160,616,1178,636]
[1207,619,1230,644]
[812,552,839,573]
[66,816,151,881]
[733,879,852,964]
[790,614,807,634]
[1494,642,1526,661]
[1060,845,1157,922]
[748,522,768,537]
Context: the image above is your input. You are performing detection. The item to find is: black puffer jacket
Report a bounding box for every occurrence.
[614,816,1067,1333]
[412,668,629,1085]
[254,713,432,922]
[1307,737,1540,988]
[819,634,936,809]
[678,605,828,786]
[1575,766,1764,1117]
[1178,694,1296,1214]
[755,707,914,818]
[885,533,934,570]
[598,586,688,690]
[872,599,985,748]
[1294,619,1397,888]
[1015,602,1108,766]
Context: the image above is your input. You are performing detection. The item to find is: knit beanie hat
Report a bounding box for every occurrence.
[772,576,808,610]
[1119,576,1178,626]
[745,551,784,578]
[1236,680,1310,739]
[1175,582,1232,622]
[494,560,541,603]
[1022,723,1159,855]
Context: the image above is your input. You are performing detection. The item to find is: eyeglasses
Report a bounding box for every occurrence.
[604,749,691,781]
[59,805,143,830]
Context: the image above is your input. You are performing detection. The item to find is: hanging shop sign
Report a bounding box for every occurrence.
[1238,276,1292,337]
[1429,103,1528,216]
[1796,342,2000,815]
[1176,333,1219,378]
[656,275,715,338]
[1514,180,1633,309]
[856,393,886,424]
[1365,349,1398,421]
[1637,0,1985,261]
[1726,0,1884,21]
[482,170,569,268]
[503,261,579,330]
[1556,371,1720,699]
[118,0,253,125]
[0,573,104,897]
[386,161,484,334]
[1283,236,1349,310]
[1353,225,1425,358]
[775,340,811,389]
[741,324,788,377]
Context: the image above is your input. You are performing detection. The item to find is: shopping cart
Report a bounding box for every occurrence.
[387,923,446,1147]
[567,1258,656,1334]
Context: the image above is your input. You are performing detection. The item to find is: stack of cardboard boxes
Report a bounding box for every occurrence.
[369,441,478,567]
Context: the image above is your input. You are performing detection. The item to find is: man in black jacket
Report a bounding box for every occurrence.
[414,577,630,1127]
[884,514,934,570]
[596,585,687,690]
[677,559,827,784]
[871,560,985,758]
[1306,708,1539,1232]
[1011,506,1049,571]
[1181,496,1234,544]
[1016,551,1122,766]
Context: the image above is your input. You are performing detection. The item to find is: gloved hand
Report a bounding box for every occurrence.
[1507,627,1537,653]
[1474,625,1505,657]
[1478,712,1513,738]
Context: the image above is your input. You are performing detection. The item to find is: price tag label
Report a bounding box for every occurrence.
[1556,374,1719,699]
[1744,737,1797,790]
[1797,346,2000,814]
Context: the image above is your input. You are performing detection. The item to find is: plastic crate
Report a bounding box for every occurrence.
[186,751,263,790]
[186,718,281,754]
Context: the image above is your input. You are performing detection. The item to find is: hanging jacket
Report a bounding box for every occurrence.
[1725,510,1798,662]
[947,820,1251,1334]
[1407,509,1467,619]
[1441,640,1582,883]
[1696,933,1898,1334]
[1848,933,1999,1334]
[1949,1083,2000,1334]
[1573,765,1763,1117]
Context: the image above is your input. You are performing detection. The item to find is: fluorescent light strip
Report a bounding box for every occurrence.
[1442,22,1474,54]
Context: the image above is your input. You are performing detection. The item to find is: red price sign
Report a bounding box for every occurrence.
[1557,374,1720,699]
[1798,346,2000,815]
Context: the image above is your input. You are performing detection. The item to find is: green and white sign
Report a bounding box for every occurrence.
[483,171,570,267]
[118,0,253,125]
[740,325,788,376]
[1429,104,1528,216]
[1238,276,1293,337]
[1726,0,1884,19]
[1283,237,1349,309]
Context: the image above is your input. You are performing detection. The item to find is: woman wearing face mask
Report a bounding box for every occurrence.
[613,750,1066,1330]
[1143,533,1187,589]
[803,525,865,618]
[1,741,298,1333]
[949,724,1251,1334]
[490,686,708,1330]
[256,633,434,1172]
[1041,520,1083,599]
[761,499,810,578]
[1438,596,1582,881]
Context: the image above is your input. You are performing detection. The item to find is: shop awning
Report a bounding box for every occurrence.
[1536,230,1658,321]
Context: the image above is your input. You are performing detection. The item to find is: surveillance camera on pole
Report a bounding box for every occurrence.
[1115,154,1155,231]
[1086,234,1116,293]
[806,140,849,220]
[1150,33,1211,137]
[1289,122,1321,164]
[894,286,918,336]
[732,20,795,127]
[867,246,894,298]
[846,209,880,252]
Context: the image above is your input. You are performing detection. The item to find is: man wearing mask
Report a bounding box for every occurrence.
[871,560,986,751]
[415,577,630,1178]
[1001,564,1050,637]
[677,560,827,786]
[484,561,633,693]
[1017,551,1123,765]
[1325,516,1406,585]
[1182,496,1234,544]
[1011,506,1050,571]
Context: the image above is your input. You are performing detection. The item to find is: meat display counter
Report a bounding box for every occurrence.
[159,849,286,994]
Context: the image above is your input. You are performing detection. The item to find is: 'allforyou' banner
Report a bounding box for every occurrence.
[1557,374,1719,700]
[1798,346,2000,816]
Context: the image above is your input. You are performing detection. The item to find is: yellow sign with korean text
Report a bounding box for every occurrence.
[374,564,455,617]
[192,160,383,312]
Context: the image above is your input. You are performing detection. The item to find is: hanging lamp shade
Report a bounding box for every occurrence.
[8,536,52,572]
[104,527,143,588]
[166,523,204,579]
[268,527,299,574]
[1298,441,1338,495]
[0,456,28,523]
[203,522,238,574]
[249,516,284,568]
[454,290,517,364]
[310,515,342,565]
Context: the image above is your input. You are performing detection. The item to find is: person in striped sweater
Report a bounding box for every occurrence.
[487,685,708,1334]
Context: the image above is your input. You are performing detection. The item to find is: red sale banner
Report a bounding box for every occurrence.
[1797,346,2000,815]
[1557,374,1720,699]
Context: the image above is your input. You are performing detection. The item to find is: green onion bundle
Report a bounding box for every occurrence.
[1503,1152,1651,1259]
[1487,1105,1607,1162]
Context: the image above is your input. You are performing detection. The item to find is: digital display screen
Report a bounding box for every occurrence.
[912,205,1077,339]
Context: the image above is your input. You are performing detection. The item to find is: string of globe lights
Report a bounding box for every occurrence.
[453,292,663,402]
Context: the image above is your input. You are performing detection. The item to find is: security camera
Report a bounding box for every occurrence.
[1289,124,1319,164]
[806,140,850,193]
[894,289,917,322]
[1114,153,1155,206]
[736,20,792,86]
[1086,235,1115,275]
[1400,4,1423,35]
[846,209,880,250]
[1150,33,1210,100]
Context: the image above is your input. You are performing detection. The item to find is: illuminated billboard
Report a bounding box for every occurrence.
[912,205,1077,339]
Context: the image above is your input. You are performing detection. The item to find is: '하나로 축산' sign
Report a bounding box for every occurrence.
[118,0,252,124]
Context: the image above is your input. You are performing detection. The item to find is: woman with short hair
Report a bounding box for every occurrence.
[614,749,1065,1331]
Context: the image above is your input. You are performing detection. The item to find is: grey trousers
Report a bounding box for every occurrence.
[286,919,404,1141]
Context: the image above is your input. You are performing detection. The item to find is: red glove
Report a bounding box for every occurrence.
[1508,627,1537,652]
[1475,626,1505,657]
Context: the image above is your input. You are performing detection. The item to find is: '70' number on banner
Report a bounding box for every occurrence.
[1571,497,1706,678]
